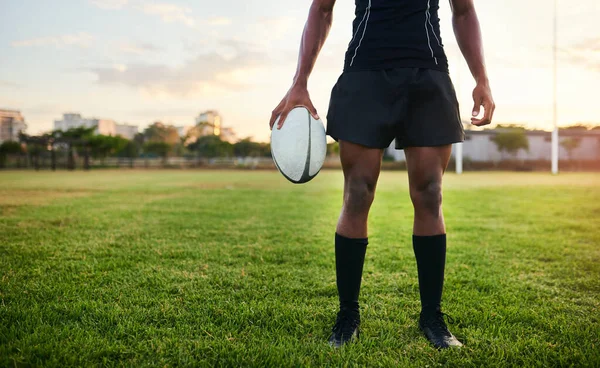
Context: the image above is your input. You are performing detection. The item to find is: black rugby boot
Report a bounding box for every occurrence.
[419,310,463,349]
[328,310,360,348]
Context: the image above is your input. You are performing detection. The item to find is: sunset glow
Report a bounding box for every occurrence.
[1,0,598,142]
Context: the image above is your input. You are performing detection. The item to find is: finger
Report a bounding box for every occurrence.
[277,111,290,130]
[472,97,481,118]
[470,108,485,126]
[306,101,320,120]
[270,106,284,129]
[269,111,278,129]
[269,111,277,129]
[479,99,494,126]
[269,99,286,129]
[471,95,488,126]
[471,115,488,126]
[488,100,496,123]
[471,113,490,127]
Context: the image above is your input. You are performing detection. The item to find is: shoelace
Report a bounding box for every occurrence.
[442,312,456,325]
[332,312,359,337]
[427,311,455,335]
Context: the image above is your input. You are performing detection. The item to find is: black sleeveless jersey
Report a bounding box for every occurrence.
[343,0,449,72]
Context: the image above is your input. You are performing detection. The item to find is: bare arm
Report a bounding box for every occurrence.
[269,0,336,129]
[450,0,495,126]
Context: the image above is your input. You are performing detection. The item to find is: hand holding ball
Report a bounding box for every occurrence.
[270,106,327,184]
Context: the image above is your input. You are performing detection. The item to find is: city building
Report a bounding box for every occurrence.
[54,113,138,139]
[0,109,27,143]
[54,113,96,132]
[385,125,600,162]
[220,127,237,143]
[195,110,220,125]
[96,119,117,136]
[115,124,139,140]
[175,125,194,138]
[195,110,223,136]
[192,110,237,143]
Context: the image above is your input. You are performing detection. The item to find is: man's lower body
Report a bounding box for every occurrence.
[325,68,465,349]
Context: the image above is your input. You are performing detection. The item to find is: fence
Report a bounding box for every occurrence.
[0,154,281,170]
[1,154,599,171]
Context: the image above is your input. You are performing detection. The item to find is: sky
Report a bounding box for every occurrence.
[0,0,599,142]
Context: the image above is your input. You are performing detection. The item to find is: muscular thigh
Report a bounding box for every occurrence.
[339,141,384,186]
[405,146,452,189]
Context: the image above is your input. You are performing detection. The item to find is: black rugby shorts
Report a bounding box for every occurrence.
[326,68,465,150]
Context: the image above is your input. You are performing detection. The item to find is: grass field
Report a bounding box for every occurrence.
[1,170,599,367]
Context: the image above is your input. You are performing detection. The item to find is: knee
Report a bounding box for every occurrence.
[344,176,376,214]
[410,179,442,216]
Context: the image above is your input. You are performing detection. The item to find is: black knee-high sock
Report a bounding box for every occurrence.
[335,233,368,315]
[413,234,446,315]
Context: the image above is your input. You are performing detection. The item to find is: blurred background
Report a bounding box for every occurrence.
[0,0,599,171]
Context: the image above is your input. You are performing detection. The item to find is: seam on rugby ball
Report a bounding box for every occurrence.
[301,109,312,183]
[272,148,300,183]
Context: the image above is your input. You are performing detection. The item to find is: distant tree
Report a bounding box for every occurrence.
[133,132,145,146]
[184,122,213,145]
[143,122,180,145]
[89,135,129,162]
[327,142,340,156]
[491,129,529,160]
[55,127,96,170]
[0,141,23,168]
[87,136,106,161]
[118,140,139,168]
[591,126,600,130]
[261,143,271,157]
[172,142,186,157]
[58,126,96,140]
[561,124,589,131]
[0,141,23,155]
[118,140,138,158]
[18,134,46,170]
[560,137,582,161]
[188,135,233,158]
[144,142,171,163]
[233,138,269,157]
[495,124,528,130]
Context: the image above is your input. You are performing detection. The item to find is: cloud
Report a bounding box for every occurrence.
[118,41,160,54]
[88,43,269,96]
[11,32,94,48]
[138,3,196,27]
[560,38,600,72]
[127,106,199,119]
[0,81,21,89]
[206,17,232,26]
[90,0,128,10]
[92,0,202,28]
[255,16,300,41]
[562,53,600,72]
[0,96,20,109]
[570,38,600,53]
[490,40,600,71]
[22,105,67,115]
[112,64,128,72]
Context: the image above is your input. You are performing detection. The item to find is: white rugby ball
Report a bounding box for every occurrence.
[271,106,327,184]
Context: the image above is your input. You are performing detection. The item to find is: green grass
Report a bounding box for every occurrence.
[1,170,599,367]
